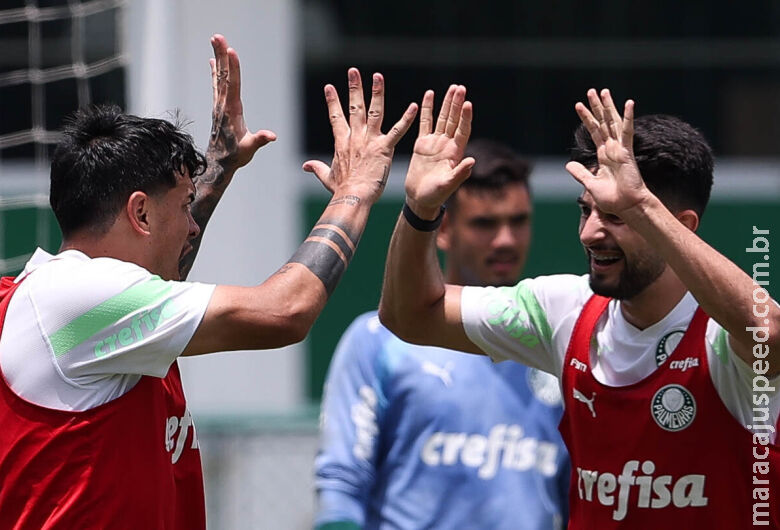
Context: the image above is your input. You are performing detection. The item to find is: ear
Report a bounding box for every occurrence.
[126,191,152,236]
[675,209,699,232]
[436,212,452,252]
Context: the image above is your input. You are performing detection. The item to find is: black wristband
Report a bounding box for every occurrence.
[402,202,445,232]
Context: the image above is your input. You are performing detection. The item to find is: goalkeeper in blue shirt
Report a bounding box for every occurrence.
[314,138,570,530]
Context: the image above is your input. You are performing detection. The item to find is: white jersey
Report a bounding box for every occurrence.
[461,274,780,441]
[0,248,215,411]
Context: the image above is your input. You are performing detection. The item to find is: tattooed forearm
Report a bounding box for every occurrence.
[287,219,361,295]
[178,163,230,280]
[328,195,361,207]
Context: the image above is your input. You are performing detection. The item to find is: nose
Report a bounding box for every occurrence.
[579,211,606,247]
[188,211,200,240]
[492,222,517,249]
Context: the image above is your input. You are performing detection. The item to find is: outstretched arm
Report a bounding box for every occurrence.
[379,85,483,353]
[179,34,277,279]
[566,88,780,376]
[183,69,417,355]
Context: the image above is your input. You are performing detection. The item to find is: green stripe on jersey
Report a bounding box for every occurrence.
[514,282,554,347]
[49,277,173,358]
[712,326,730,365]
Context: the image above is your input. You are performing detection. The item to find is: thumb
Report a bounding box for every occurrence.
[449,157,476,187]
[250,129,277,150]
[565,161,594,187]
[302,160,335,193]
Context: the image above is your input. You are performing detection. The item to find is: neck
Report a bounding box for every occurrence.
[619,267,687,330]
[60,226,145,269]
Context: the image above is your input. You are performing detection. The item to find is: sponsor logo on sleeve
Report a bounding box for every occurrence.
[486,299,540,347]
[93,299,180,358]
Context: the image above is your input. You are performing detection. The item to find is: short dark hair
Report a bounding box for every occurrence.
[50,105,207,237]
[570,114,714,217]
[446,139,531,211]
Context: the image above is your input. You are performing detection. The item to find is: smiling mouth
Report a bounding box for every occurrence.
[588,249,624,268]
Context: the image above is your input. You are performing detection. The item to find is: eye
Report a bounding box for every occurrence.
[605,213,624,225]
[579,205,591,218]
[470,218,498,230]
[510,214,529,227]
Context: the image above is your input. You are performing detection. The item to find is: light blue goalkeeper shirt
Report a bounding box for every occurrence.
[315,312,569,530]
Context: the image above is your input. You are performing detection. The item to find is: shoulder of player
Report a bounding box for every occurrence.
[25,252,174,311]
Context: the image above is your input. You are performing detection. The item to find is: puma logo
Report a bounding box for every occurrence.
[422,361,454,387]
[573,388,597,418]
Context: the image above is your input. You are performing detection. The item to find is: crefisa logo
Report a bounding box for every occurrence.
[651,384,696,432]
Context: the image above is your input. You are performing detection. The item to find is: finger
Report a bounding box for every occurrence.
[445,85,466,137]
[434,84,457,134]
[418,90,434,136]
[209,37,229,140]
[453,100,472,152]
[211,35,229,89]
[586,88,610,142]
[347,68,366,131]
[302,160,336,193]
[210,36,229,107]
[210,58,218,102]
[622,99,635,152]
[227,47,242,107]
[575,102,605,145]
[324,84,349,149]
[601,88,621,140]
[366,73,384,135]
[565,160,595,187]
[386,103,419,147]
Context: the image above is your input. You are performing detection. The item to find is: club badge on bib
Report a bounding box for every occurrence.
[651,384,696,432]
[655,330,685,367]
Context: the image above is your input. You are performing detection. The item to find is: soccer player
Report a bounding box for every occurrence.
[0,35,418,528]
[379,85,780,528]
[315,139,570,530]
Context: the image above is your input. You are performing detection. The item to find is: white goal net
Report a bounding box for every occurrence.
[0,0,127,274]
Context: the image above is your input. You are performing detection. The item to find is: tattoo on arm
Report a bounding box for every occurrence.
[328,195,361,207]
[178,156,230,280]
[287,219,360,295]
[377,165,389,190]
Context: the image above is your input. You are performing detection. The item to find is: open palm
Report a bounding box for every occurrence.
[405,86,475,214]
[566,88,649,216]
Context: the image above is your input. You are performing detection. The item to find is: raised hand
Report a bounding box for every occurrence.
[179,34,277,279]
[304,69,418,205]
[565,88,649,216]
[404,85,475,218]
[208,34,277,171]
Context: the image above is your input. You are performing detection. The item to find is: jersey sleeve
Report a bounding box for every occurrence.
[314,313,388,528]
[31,257,215,383]
[706,300,780,439]
[460,274,590,376]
